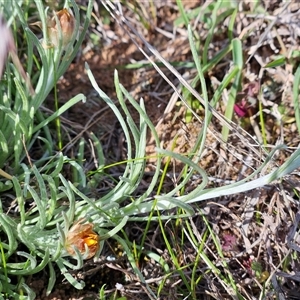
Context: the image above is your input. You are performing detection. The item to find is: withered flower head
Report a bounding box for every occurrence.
[48,8,75,48]
[65,219,100,259]
[32,8,75,49]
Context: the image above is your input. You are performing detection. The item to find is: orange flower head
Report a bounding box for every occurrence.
[65,219,99,259]
[47,8,75,48]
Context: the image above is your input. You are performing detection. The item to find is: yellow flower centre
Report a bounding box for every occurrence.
[84,234,98,247]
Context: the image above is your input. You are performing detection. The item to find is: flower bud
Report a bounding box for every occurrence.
[65,219,100,259]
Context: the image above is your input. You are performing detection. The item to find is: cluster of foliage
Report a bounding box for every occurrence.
[1,0,300,299]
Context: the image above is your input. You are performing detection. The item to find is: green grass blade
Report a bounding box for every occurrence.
[293,65,300,134]
[222,38,243,141]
